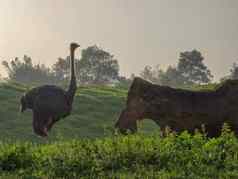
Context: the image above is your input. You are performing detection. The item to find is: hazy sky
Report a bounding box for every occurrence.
[0,0,238,80]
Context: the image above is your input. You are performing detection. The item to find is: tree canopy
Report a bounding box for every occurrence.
[2,45,120,86]
[2,55,57,85]
[140,49,213,87]
[177,50,213,85]
[78,45,119,84]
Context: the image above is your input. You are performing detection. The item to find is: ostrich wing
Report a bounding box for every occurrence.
[33,85,70,118]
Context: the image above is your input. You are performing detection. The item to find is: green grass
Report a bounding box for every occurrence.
[0,125,238,178]
[0,82,159,142]
[2,81,236,178]
[0,81,220,142]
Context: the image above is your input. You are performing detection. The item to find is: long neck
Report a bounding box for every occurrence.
[67,48,77,104]
[70,48,75,80]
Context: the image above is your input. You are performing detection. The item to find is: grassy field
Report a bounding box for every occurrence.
[0,82,158,142]
[1,81,237,178]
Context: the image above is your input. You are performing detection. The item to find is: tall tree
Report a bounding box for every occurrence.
[139,50,213,87]
[79,45,119,84]
[177,50,213,85]
[52,45,120,85]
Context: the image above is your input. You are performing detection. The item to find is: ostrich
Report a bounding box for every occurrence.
[20,42,80,137]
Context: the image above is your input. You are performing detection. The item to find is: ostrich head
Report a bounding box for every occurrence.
[70,42,80,51]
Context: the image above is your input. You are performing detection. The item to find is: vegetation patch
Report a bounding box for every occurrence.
[0,126,237,178]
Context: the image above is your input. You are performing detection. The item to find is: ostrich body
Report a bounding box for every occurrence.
[20,43,80,137]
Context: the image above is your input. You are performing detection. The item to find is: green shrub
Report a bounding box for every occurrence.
[0,126,238,178]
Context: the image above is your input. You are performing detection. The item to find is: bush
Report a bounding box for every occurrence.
[0,126,238,178]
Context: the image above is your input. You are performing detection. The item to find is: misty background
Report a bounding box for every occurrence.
[0,0,238,82]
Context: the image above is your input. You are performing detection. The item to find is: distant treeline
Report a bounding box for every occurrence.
[1,47,238,88]
[2,45,120,86]
[139,49,238,88]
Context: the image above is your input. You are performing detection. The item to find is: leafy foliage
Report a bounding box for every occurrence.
[177,50,213,85]
[159,65,183,87]
[0,79,237,178]
[78,45,120,84]
[51,57,72,83]
[0,126,238,178]
[140,65,156,82]
[52,45,120,85]
[2,45,120,86]
[2,55,58,85]
[139,50,213,87]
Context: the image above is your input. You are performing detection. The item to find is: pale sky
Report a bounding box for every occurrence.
[0,0,238,80]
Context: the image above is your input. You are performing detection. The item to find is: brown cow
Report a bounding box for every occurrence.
[115,77,238,137]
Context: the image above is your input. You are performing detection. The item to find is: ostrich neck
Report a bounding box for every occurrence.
[70,49,75,79]
[67,48,77,105]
